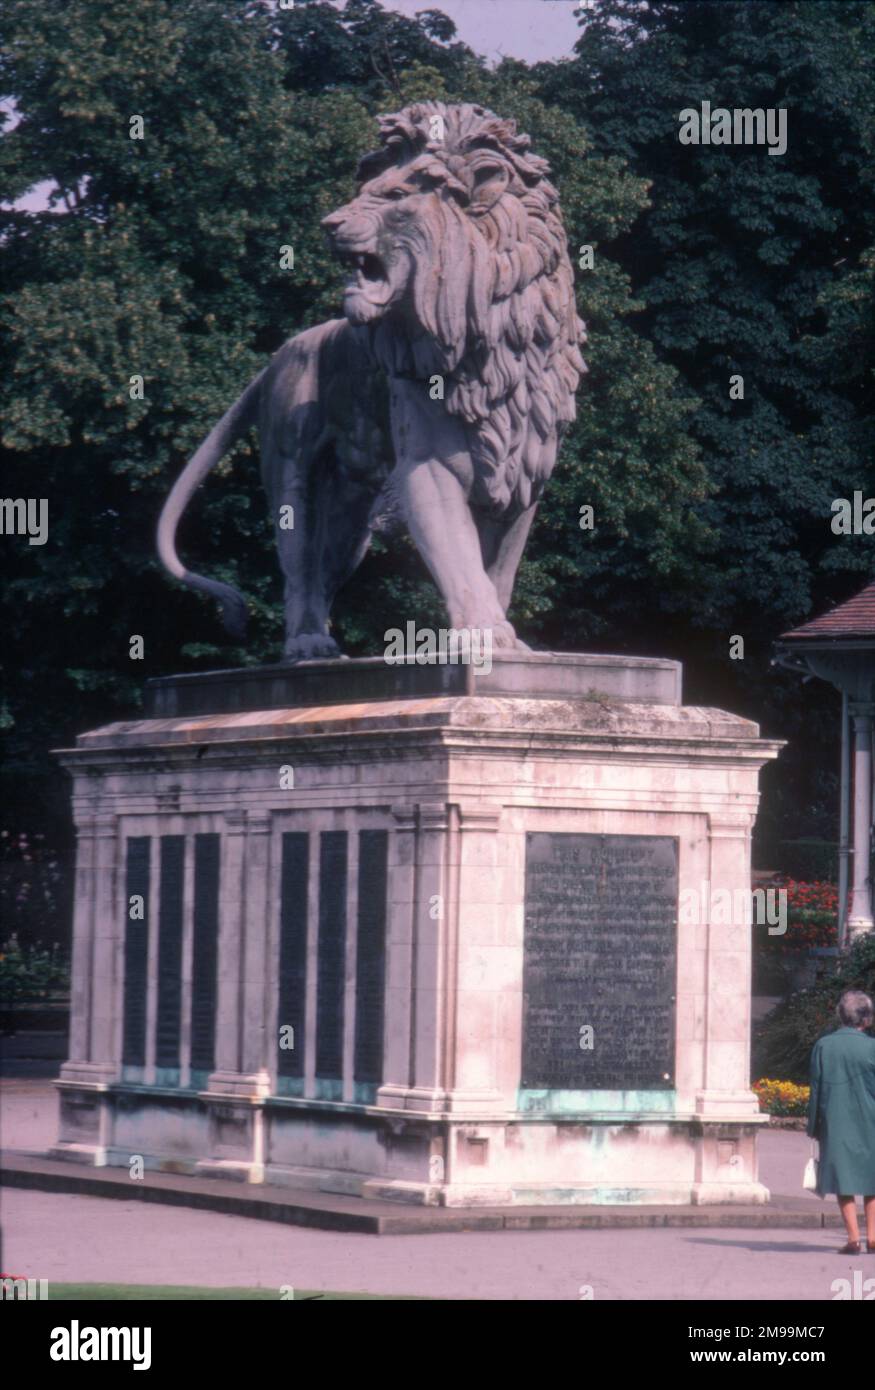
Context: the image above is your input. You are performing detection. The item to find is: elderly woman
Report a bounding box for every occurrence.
[807,989,875,1254]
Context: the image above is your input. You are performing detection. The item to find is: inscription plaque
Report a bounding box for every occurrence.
[277,832,308,1078]
[522,833,678,1090]
[155,835,184,1069]
[354,829,388,1085]
[315,831,348,1080]
[122,837,150,1067]
[190,833,220,1072]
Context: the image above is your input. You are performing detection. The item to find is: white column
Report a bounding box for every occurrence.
[691,810,768,1207]
[60,811,119,1086]
[376,802,450,1111]
[695,811,761,1119]
[848,704,874,938]
[208,809,268,1096]
[376,806,417,1108]
[179,833,195,1089]
[62,813,97,1072]
[409,802,450,1109]
[445,804,506,1113]
[240,810,272,1088]
[342,820,359,1103]
[89,813,121,1070]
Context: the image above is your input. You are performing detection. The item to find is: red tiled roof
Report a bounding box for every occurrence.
[781,580,875,639]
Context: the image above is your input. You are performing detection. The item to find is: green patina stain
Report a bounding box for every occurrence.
[313,1077,343,1103]
[353,1081,378,1106]
[275,1076,305,1099]
[516,1088,677,1118]
[512,1186,657,1206]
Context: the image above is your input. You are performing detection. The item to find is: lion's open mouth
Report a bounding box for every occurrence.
[338,250,387,289]
[328,236,402,322]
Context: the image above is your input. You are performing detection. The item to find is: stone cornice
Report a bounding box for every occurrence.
[54,698,784,775]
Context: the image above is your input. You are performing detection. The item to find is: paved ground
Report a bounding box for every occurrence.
[1,1079,864,1300]
[3,1187,866,1300]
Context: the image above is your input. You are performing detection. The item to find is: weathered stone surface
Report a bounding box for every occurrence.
[54,677,782,1206]
[156,103,585,660]
[144,652,682,718]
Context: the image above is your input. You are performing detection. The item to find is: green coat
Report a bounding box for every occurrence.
[807,1027,875,1197]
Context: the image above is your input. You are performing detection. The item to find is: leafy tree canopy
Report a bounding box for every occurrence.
[1,0,873,865]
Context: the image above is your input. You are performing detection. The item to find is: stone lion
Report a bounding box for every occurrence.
[157,101,586,658]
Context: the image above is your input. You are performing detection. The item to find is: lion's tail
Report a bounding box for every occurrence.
[156,368,266,640]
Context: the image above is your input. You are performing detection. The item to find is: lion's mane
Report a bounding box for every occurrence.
[357,101,586,515]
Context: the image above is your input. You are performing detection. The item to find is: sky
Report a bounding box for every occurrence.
[352,0,585,65]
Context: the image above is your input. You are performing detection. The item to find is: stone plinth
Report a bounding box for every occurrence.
[144,650,682,718]
[53,654,782,1206]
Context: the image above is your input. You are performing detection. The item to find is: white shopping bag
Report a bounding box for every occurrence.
[803,1147,819,1192]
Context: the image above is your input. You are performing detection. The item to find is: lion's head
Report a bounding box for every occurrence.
[321,102,586,514]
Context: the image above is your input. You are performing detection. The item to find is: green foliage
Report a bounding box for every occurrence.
[0,0,377,776]
[272,0,477,103]
[0,0,705,783]
[0,940,69,1005]
[534,0,875,837]
[753,934,875,1083]
[543,0,875,638]
[0,828,69,950]
[468,72,708,648]
[777,839,839,882]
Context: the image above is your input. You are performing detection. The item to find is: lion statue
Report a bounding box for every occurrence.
[157,101,586,658]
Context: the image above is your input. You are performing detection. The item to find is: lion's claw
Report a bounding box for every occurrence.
[283,633,342,662]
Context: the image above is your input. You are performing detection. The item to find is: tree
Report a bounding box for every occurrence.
[6,0,859,870]
[538,0,875,639]
[0,0,377,825]
[534,0,875,851]
[1,0,704,832]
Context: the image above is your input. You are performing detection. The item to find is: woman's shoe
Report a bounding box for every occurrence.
[837,1240,863,1254]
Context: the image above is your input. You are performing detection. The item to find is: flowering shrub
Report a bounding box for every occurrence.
[774,878,839,949]
[753,1078,810,1117]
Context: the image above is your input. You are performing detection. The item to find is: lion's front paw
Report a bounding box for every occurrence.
[490,620,521,651]
[284,632,342,662]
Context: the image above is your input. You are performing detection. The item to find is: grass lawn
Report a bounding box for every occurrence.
[47,1284,429,1300]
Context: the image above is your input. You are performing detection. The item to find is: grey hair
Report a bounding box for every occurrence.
[836,990,875,1028]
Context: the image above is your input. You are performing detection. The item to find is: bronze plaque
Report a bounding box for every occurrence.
[522,833,678,1090]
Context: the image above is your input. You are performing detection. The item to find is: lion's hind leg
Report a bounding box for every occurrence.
[273,433,381,662]
[261,322,387,661]
[477,504,538,650]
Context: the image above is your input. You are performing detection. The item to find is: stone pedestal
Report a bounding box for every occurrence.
[53,653,782,1206]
